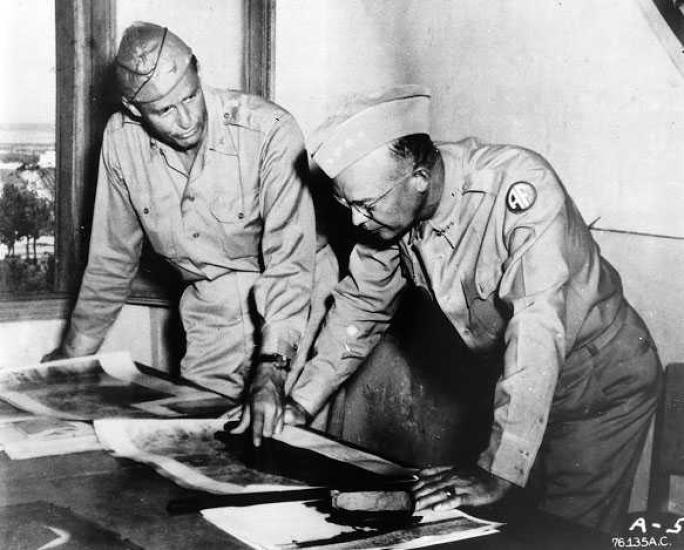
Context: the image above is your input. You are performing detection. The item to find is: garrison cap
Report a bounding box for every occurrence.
[310,85,431,178]
[115,22,194,103]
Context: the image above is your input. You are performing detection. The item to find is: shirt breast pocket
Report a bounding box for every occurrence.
[208,156,260,260]
[210,193,246,223]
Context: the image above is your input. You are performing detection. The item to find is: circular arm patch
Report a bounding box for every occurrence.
[506,181,537,213]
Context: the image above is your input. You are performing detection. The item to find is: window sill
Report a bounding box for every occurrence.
[0,255,181,323]
[0,294,73,322]
[0,291,173,323]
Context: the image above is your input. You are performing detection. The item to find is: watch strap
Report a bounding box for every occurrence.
[257,353,291,371]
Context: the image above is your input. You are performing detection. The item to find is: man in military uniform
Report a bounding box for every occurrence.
[256,85,662,532]
[45,23,338,426]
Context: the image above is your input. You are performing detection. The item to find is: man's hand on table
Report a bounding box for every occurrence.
[282,399,309,426]
[413,465,514,512]
[229,360,310,447]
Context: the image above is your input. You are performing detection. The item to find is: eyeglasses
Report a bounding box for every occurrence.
[336,171,414,220]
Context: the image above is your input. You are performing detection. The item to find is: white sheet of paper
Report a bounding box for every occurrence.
[0,417,101,459]
[202,500,501,550]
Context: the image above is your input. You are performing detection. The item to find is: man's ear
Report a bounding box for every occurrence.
[412,167,430,193]
[121,97,142,119]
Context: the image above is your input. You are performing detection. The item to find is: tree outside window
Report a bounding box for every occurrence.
[0,0,56,294]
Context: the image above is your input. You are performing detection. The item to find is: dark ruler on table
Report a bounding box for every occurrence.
[211,429,411,489]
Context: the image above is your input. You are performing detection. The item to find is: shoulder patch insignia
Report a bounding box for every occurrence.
[506,181,537,213]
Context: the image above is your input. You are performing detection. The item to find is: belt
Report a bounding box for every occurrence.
[574,302,630,359]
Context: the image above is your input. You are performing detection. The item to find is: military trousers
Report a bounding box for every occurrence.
[530,304,662,533]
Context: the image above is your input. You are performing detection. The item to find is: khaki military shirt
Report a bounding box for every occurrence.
[65,87,315,359]
[292,137,626,486]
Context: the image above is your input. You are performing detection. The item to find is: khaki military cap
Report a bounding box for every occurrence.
[115,22,193,103]
[311,85,431,178]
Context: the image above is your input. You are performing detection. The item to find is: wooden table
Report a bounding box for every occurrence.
[0,451,234,549]
[0,450,614,549]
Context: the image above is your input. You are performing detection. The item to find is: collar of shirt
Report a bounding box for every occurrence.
[410,142,463,244]
[205,87,239,157]
[412,139,495,245]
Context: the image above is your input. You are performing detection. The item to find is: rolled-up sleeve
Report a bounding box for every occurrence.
[63,128,144,356]
[291,243,406,417]
[254,114,316,358]
[477,158,570,486]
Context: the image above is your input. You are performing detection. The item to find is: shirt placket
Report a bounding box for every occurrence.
[154,141,207,272]
[425,221,474,346]
[185,152,238,277]
[146,142,184,258]
[398,237,427,291]
[181,168,205,249]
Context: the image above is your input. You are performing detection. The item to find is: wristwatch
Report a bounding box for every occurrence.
[257,353,291,372]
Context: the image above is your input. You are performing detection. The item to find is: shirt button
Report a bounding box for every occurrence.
[187,195,195,202]
[192,232,200,238]
[143,207,149,214]
[237,212,245,219]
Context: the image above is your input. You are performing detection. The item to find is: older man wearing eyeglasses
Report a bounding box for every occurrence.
[246,85,662,533]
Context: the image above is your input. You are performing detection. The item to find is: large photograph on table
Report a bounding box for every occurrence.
[94,419,414,494]
[0,353,234,420]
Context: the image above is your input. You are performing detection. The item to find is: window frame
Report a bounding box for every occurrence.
[636,0,684,77]
[0,0,275,322]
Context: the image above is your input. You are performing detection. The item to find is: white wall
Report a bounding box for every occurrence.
[0,305,157,369]
[276,0,684,237]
